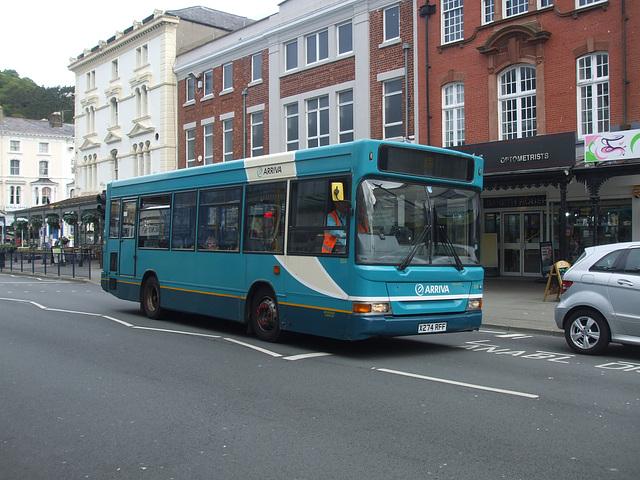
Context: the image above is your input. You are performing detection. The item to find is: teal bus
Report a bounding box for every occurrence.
[101,139,483,342]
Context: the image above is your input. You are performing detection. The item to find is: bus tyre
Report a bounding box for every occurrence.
[251,287,281,342]
[141,276,163,320]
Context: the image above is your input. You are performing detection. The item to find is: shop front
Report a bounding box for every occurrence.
[455,131,640,277]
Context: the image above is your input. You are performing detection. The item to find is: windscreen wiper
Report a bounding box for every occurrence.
[436,222,464,272]
[397,214,429,272]
[398,190,431,272]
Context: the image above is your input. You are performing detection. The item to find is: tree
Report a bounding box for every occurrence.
[0,70,74,121]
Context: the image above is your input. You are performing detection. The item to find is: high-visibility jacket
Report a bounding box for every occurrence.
[322,210,343,253]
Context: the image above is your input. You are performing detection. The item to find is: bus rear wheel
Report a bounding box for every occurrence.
[251,287,281,342]
[141,276,163,320]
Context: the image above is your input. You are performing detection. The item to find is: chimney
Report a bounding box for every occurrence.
[49,112,63,128]
[0,106,4,125]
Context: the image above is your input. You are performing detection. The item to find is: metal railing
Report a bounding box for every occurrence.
[0,249,93,280]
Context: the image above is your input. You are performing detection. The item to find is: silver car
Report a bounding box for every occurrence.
[555,242,640,355]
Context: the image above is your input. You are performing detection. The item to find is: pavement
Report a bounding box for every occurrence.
[3,261,562,336]
[482,275,562,335]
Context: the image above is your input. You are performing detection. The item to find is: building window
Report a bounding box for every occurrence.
[285,40,298,71]
[251,112,264,157]
[483,0,495,24]
[577,52,609,138]
[38,142,49,154]
[443,0,464,44]
[539,0,553,7]
[306,29,329,65]
[85,70,96,91]
[204,124,214,165]
[443,82,465,147]
[285,103,299,151]
[223,63,233,91]
[383,78,403,139]
[135,86,148,118]
[337,22,353,55]
[223,119,233,161]
[111,59,119,79]
[42,187,52,205]
[384,5,400,42]
[504,0,528,17]
[499,65,537,139]
[10,159,20,176]
[110,98,119,126]
[186,77,195,102]
[10,140,20,152]
[186,128,195,168]
[9,186,21,205]
[85,106,96,134]
[578,0,605,7]
[136,44,148,67]
[307,96,330,148]
[338,90,354,143]
[204,69,214,96]
[252,53,262,82]
[39,160,49,177]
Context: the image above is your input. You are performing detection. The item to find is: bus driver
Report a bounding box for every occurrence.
[323,200,348,253]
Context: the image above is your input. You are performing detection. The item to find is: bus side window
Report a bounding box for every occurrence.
[197,187,241,252]
[243,182,286,254]
[172,191,196,250]
[109,200,120,239]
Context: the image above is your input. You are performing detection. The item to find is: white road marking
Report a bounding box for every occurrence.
[224,337,283,357]
[283,352,332,361]
[134,325,221,339]
[495,333,533,339]
[376,367,539,399]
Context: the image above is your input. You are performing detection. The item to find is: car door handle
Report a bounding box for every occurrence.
[617,279,634,287]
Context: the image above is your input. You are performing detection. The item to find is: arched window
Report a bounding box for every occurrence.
[42,187,52,205]
[498,64,536,139]
[110,98,119,126]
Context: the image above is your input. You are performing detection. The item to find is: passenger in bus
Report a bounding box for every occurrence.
[206,236,217,250]
[323,200,348,253]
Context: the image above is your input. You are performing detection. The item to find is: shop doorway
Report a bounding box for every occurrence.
[502,211,542,276]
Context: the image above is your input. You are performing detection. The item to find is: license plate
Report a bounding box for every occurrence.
[418,322,447,333]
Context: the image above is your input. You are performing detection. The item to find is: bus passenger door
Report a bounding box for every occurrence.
[119,199,137,276]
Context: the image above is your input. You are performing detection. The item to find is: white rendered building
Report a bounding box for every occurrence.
[68,8,252,197]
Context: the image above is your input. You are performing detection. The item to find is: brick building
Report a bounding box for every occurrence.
[418,0,640,275]
[175,0,417,167]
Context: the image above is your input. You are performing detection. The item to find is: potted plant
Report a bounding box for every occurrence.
[62,212,78,226]
[30,215,43,231]
[46,214,61,231]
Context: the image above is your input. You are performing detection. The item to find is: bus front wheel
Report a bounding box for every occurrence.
[141,276,163,320]
[251,287,281,342]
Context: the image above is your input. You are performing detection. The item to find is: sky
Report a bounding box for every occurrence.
[1,1,281,88]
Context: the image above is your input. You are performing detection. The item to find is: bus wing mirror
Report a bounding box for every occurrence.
[332,182,345,201]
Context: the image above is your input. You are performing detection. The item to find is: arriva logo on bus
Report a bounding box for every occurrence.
[415,284,450,296]
[257,165,283,178]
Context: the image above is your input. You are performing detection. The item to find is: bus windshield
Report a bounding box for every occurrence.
[356,178,480,268]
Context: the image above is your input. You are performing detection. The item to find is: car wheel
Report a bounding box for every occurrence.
[250,287,281,342]
[564,309,610,355]
[141,276,163,320]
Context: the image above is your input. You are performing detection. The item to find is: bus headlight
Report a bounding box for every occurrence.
[466,298,482,311]
[353,302,390,314]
